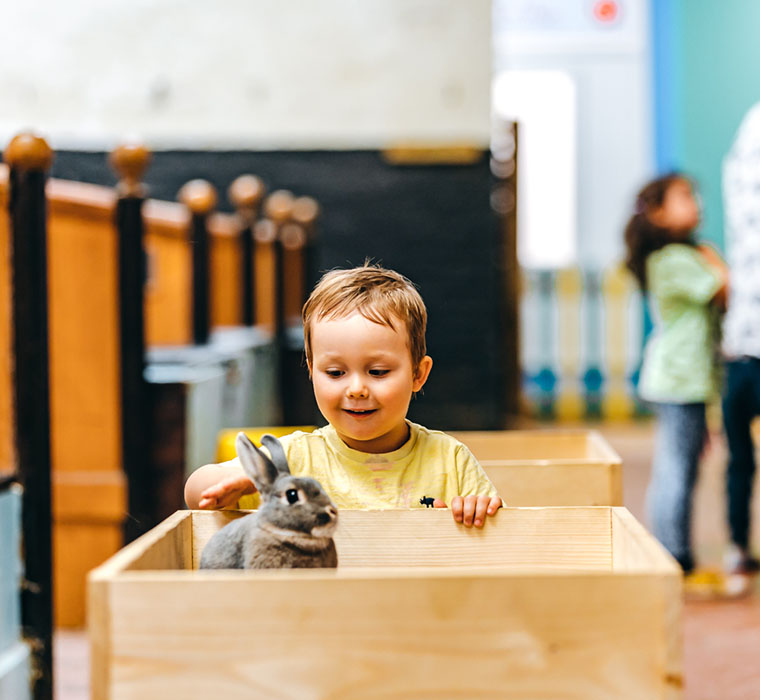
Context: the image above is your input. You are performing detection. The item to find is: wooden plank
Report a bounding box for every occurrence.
[55,522,125,628]
[89,510,193,580]
[282,246,305,324]
[485,463,621,506]
[254,239,276,331]
[52,470,126,522]
[88,567,111,700]
[101,571,676,700]
[48,201,121,474]
[144,217,192,346]
[587,429,624,461]
[611,508,683,697]
[144,204,249,345]
[47,178,115,218]
[450,429,618,462]
[209,222,240,328]
[190,508,613,571]
[611,507,679,574]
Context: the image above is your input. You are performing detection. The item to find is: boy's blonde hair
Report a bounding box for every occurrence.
[303,264,427,370]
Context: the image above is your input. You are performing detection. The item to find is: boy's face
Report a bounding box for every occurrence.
[309,311,432,453]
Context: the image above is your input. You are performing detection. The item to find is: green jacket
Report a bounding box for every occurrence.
[639,243,722,403]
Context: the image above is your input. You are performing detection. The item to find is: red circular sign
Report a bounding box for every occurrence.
[593,0,619,22]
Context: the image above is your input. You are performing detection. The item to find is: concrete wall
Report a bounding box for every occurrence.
[1,0,491,150]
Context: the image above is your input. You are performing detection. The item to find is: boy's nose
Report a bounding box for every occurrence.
[346,376,369,398]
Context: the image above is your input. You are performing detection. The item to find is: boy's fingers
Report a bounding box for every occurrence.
[487,496,503,514]
[462,495,477,526]
[450,496,464,522]
[472,496,493,528]
[433,498,447,509]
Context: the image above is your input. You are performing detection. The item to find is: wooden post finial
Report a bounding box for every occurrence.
[291,196,320,228]
[109,143,151,196]
[3,132,53,171]
[264,189,294,225]
[178,179,218,215]
[228,174,265,213]
[280,223,307,251]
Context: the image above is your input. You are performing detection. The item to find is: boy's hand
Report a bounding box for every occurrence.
[433,495,502,528]
[198,474,256,510]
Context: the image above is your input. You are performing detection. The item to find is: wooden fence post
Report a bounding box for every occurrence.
[109,143,152,542]
[263,189,294,343]
[228,175,265,327]
[178,180,217,346]
[4,132,54,700]
[291,195,320,304]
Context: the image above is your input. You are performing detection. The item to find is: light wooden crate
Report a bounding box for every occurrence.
[450,429,624,506]
[89,508,681,699]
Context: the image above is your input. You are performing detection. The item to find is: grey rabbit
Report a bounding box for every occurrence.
[199,432,338,569]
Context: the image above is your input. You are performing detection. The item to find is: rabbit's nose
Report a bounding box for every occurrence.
[319,506,338,524]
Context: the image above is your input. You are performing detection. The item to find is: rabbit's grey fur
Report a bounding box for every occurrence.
[199,432,338,569]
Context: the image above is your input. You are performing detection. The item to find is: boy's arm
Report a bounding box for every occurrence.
[183,458,256,509]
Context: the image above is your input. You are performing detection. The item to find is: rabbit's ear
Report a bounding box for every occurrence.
[260,434,291,475]
[236,432,279,495]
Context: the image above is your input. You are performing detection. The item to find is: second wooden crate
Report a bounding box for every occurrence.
[450,429,623,506]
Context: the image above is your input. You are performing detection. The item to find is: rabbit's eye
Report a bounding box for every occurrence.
[285,489,300,504]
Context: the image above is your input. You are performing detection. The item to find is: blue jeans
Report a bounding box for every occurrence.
[722,358,760,550]
[646,402,707,573]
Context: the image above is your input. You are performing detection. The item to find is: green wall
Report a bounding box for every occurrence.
[673,0,760,247]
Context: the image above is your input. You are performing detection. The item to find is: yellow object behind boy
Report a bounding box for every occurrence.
[184,264,501,528]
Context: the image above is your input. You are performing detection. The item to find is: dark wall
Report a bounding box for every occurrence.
[51,150,507,430]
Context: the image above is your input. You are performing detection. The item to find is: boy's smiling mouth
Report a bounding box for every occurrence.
[343,408,378,417]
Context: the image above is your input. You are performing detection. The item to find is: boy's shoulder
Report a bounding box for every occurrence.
[407,422,473,457]
[277,426,332,453]
[409,421,460,442]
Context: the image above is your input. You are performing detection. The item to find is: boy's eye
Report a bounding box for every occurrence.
[285,489,299,504]
[369,369,389,377]
[325,369,344,378]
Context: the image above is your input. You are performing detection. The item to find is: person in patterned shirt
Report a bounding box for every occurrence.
[721,104,760,578]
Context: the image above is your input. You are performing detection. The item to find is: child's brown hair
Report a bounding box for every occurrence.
[302,264,428,370]
[624,173,697,290]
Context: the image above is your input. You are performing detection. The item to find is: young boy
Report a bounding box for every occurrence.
[184,264,502,527]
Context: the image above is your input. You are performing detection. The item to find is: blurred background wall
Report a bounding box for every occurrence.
[3,0,760,425]
[653,0,760,249]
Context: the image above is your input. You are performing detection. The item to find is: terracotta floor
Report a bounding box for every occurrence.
[54,420,760,699]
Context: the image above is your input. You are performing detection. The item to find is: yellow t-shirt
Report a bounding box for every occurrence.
[237,421,499,510]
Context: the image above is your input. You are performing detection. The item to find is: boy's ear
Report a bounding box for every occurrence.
[412,355,433,392]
